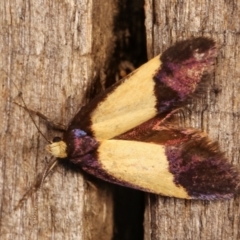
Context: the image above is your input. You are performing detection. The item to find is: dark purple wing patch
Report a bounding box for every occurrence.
[154,37,216,113]
[166,134,240,200]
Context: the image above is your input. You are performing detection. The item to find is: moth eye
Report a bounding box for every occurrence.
[53,136,62,142]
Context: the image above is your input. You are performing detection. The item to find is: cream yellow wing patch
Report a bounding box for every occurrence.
[98,140,190,199]
[91,55,161,140]
[92,108,156,141]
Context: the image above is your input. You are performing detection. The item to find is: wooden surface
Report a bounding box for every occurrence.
[144,0,240,239]
[2,0,240,239]
[0,0,118,239]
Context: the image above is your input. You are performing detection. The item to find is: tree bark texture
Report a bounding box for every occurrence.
[2,0,240,239]
[0,0,118,239]
[144,0,240,240]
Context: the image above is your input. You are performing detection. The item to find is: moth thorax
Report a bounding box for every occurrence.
[46,141,67,158]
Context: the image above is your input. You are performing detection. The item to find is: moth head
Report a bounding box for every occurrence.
[46,129,99,160]
[46,137,67,158]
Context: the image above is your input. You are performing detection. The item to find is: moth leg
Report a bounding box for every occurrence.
[152,107,184,130]
[15,157,58,210]
[35,111,66,131]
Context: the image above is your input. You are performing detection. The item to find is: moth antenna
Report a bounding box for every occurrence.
[14,174,41,210]
[12,81,51,143]
[14,102,66,131]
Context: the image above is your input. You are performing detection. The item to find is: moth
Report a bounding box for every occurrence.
[46,37,240,200]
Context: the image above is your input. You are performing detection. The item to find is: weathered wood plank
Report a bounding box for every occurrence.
[144,0,240,239]
[0,0,117,239]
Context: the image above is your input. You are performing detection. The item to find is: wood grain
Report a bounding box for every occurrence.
[0,0,117,239]
[144,0,240,239]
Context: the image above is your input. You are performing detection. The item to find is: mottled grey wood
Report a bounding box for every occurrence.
[0,0,117,239]
[144,0,240,239]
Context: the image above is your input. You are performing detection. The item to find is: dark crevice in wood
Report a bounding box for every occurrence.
[113,187,145,240]
[108,1,147,240]
[105,0,147,89]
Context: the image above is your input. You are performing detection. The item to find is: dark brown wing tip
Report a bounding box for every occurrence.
[154,37,217,100]
[160,37,216,63]
[166,130,240,200]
